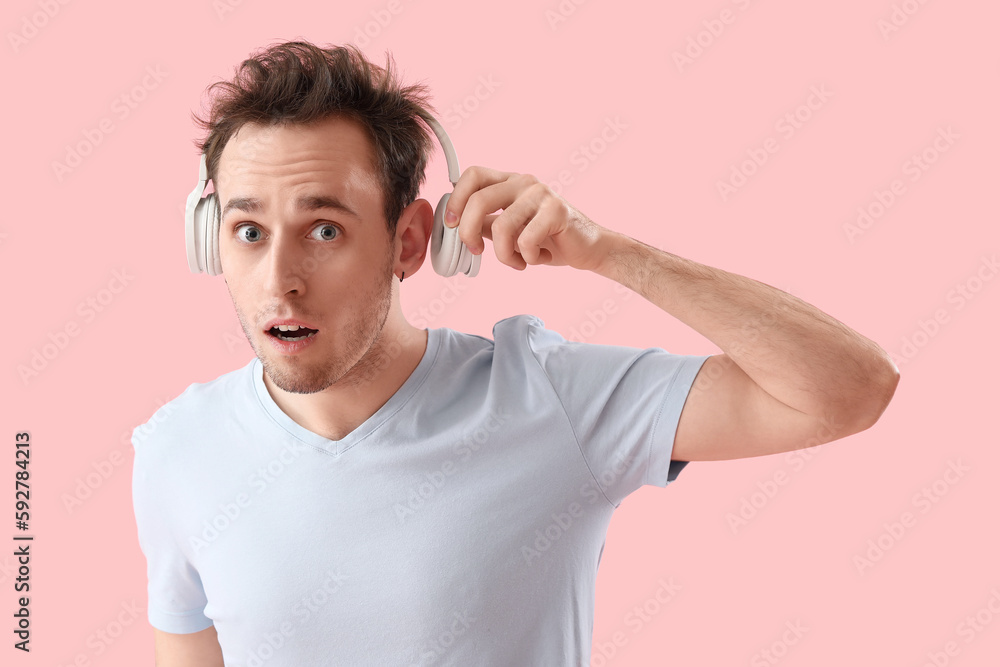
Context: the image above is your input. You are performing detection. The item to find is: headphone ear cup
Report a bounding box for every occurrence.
[431,192,480,278]
[431,192,456,277]
[202,193,222,276]
[465,237,481,277]
[189,193,222,276]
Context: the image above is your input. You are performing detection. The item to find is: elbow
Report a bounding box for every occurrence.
[849,359,901,433]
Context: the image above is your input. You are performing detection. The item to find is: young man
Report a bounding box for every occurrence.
[132,40,899,666]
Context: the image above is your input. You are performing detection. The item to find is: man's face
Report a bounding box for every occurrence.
[216,115,397,394]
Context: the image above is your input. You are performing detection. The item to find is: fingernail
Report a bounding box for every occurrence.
[445,210,458,227]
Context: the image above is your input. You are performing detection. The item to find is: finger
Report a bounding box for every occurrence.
[516,213,552,265]
[491,193,542,269]
[453,178,523,255]
[444,165,509,229]
[480,214,500,241]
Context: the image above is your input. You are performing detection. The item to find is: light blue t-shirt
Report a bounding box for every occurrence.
[131,314,709,666]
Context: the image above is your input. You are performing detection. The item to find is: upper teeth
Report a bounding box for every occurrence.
[274,324,308,331]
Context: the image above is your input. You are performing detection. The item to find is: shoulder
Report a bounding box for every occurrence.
[435,313,551,362]
[490,313,563,354]
[131,360,253,454]
[483,314,616,379]
[429,314,559,391]
[489,313,608,371]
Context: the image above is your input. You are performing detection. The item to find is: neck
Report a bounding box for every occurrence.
[261,315,428,441]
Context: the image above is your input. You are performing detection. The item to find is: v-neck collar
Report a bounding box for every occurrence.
[251,327,441,456]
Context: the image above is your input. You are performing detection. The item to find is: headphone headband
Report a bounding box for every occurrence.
[424,115,460,186]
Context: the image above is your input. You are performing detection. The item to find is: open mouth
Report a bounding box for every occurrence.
[266,326,319,342]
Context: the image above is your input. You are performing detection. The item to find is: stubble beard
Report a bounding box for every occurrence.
[232,240,397,395]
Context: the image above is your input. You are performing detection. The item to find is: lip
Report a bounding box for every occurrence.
[262,317,320,333]
[266,328,319,355]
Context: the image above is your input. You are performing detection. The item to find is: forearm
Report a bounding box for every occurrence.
[593,230,899,426]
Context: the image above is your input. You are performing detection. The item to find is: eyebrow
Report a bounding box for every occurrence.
[222,194,362,223]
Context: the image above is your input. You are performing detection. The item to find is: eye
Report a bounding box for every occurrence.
[233,223,263,244]
[232,223,341,244]
[309,224,341,241]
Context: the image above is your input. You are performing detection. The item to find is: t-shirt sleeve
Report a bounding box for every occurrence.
[522,316,710,508]
[131,426,214,634]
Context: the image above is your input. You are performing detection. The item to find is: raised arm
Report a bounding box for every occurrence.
[594,233,899,461]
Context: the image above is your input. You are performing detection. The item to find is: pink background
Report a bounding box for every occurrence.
[3,0,998,664]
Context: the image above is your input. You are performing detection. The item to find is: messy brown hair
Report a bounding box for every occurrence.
[191,40,438,239]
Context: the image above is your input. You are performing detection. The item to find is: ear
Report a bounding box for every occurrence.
[394,198,434,278]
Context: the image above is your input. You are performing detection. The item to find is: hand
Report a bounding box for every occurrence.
[443,166,612,273]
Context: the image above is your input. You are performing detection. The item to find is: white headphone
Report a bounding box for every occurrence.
[184,114,480,279]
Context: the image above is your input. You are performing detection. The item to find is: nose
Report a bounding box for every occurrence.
[263,231,307,296]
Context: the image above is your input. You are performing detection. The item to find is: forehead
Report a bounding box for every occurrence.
[215,116,380,198]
